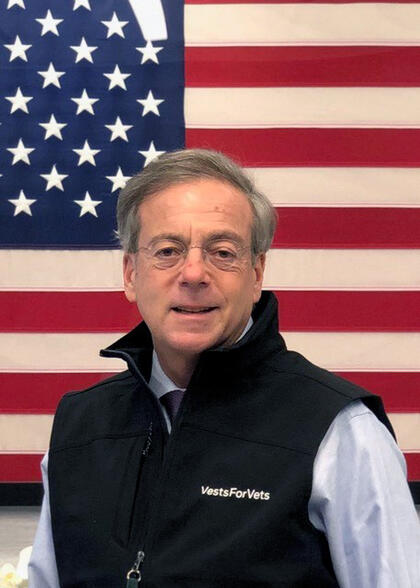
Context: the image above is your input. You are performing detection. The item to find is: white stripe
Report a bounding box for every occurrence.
[0,413,418,453]
[0,415,53,452]
[1,249,418,291]
[0,332,419,373]
[0,333,124,373]
[283,332,420,372]
[0,249,124,292]
[186,87,420,128]
[247,168,420,208]
[264,249,420,291]
[389,413,420,452]
[185,4,420,46]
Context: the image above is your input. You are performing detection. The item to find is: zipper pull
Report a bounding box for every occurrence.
[126,550,145,586]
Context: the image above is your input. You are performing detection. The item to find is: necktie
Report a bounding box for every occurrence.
[160,389,184,424]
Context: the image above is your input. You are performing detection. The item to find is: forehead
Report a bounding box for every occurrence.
[137,179,253,240]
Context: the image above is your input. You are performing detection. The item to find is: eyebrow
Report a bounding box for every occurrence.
[147,231,246,247]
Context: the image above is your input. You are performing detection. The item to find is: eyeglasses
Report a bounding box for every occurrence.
[137,239,251,271]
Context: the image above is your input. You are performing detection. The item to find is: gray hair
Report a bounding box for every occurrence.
[116,148,277,259]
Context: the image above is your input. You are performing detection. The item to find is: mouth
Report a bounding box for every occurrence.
[171,306,218,314]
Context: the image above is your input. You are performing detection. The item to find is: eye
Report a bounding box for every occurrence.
[154,246,182,258]
[209,246,237,260]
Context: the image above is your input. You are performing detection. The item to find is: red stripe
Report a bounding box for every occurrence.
[0,373,115,414]
[273,208,420,249]
[0,454,43,483]
[276,291,420,333]
[1,370,419,415]
[1,291,420,333]
[335,372,420,413]
[186,47,420,87]
[186,128,420,167]
[1,453,418,483]
[0,291,139,333]
[405,453,420,481]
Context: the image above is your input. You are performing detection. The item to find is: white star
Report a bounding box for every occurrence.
[137,90,164,117]
[5,87,33,114]
[71,89,99,115]
[7,0,25,8]
[39,114,67,140]
[73,0,90,10]
[36,10,63,36]
[139,141,165,167]
[40,164,68,191]
[9,190,36,216]
[74,191,101,217]
[103,65,131,91]
[37,62,65,89]
[73,140,101,166]
[106,167,131,192]
[70,37,97,63]
[4,35,32,62]
[105,116,133,142]
[136,41,163,65]
[101,12,128,38]
[7,138,34,165]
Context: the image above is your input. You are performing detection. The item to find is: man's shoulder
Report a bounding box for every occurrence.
[49,370,141,451]
[268,349,367,402]
[61,370,136,404]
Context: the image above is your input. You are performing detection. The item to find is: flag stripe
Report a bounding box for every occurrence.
[1,291,420,333]
[1,249,418,291]
[247,168,420,208]
[0,373,111,414]
[186,128,420,166]
[272,208,420,248]
[185,1,420,4]
[185,46,420,87]
[186,87,420,128]
[185,4,420,46]
[1,332,419,372]
[185,3,420,46]
[263,250,419,291]
[2,371,419,414]
[283,332,420,372]
[0,412,417,452]
[2,452,419,484]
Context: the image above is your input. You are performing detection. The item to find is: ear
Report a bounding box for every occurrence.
[252,253,266,303]
[123,253,137,303]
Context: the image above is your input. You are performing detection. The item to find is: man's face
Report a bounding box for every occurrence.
[123,178,265,361]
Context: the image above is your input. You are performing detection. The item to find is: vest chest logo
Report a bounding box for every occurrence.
[201,485,270,501]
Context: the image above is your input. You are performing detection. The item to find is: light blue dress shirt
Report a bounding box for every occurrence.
[29,331,420,586]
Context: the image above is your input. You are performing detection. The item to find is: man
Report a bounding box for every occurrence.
[29,149,419,587]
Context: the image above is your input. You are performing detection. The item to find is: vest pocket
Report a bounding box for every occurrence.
[111,434,149,548]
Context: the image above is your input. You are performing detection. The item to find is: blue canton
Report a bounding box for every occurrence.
[0,0,185,247]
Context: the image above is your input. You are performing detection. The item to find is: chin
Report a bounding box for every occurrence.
[169,332,221,355]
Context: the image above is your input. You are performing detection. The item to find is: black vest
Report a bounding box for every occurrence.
[48,292,393,587]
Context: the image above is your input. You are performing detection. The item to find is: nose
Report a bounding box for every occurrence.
[178,247,209,287]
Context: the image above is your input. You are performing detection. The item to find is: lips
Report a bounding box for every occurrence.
[172,306,217,314]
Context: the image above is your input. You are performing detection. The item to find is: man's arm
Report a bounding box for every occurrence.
[28,452,60,588]
[309,399,420,587]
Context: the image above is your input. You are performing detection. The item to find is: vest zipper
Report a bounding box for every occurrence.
[126,550,145,586]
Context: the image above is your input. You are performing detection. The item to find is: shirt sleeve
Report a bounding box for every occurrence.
[28,451,60,588]
[308,399,420,588]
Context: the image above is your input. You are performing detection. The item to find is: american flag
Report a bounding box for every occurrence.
[0,0,419,504]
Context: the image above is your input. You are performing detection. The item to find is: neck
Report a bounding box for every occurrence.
[155,348,199,388]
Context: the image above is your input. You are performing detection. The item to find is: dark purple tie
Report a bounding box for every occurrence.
[160,389,184,424]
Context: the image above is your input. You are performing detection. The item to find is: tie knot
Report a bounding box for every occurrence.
[160,389,184,424]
